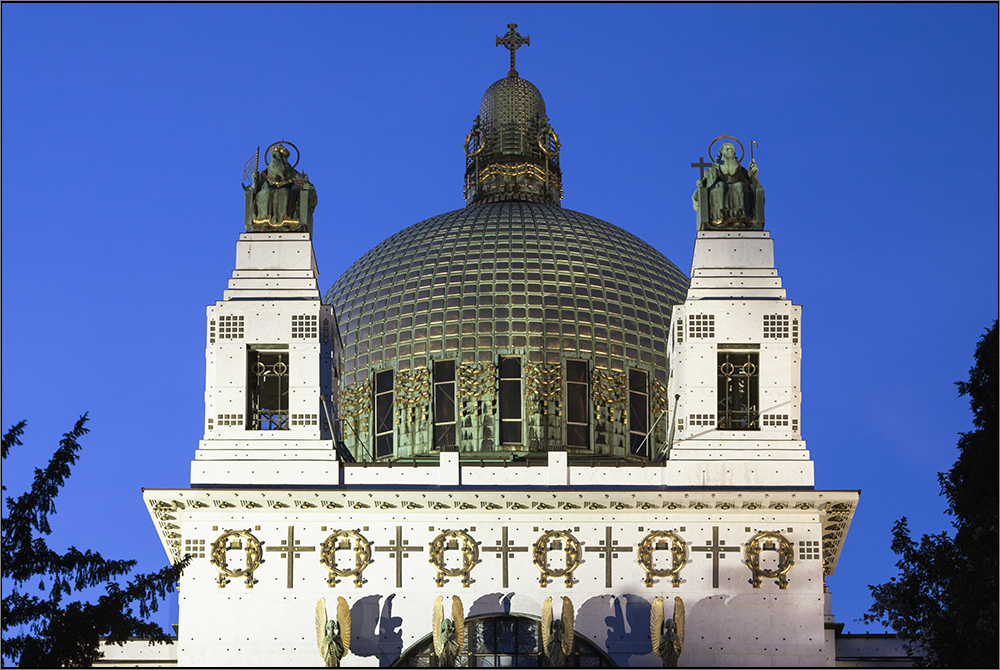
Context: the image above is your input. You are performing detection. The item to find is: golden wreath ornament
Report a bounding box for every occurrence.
[429,530,480,588]
[532,530,582,588]
[638,531,688,588]
[744,531,794,589]
[210,529,262,589]
[319,530,372,588]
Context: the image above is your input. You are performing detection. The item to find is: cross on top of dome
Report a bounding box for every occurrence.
[496,23,530,77]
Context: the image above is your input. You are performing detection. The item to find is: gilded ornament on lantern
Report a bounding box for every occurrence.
[210,529,262,589]
[319,530,372,588]
[532,530,581,587]
[638,531,688,588]
[429,530,479,588]
[745,531,794,589]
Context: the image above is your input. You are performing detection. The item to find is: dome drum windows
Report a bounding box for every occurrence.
[374,369,394,458]
[499,356,524,445]
[628,369,650,458]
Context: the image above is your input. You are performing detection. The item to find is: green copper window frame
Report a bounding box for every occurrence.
[433,359,458,451]
[498,356,523,445]
[565,359,590,449]
[374,369,395,458]
[628,368,650,458]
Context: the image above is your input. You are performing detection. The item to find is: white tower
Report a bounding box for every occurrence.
[193,146,343,487]
[667,228,811,487]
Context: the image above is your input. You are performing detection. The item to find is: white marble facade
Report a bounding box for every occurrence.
[143,224,859,667]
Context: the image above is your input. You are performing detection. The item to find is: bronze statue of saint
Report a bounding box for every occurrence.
[245,142,317,232]
[693,141,762,227]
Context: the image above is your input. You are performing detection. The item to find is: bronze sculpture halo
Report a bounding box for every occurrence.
[707,135,744,163]
[264,140,300,170]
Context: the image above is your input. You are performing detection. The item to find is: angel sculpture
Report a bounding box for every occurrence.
[432,595,465,668]
[541,596,575,668]
[650,596,685,668]
[315,597,351,667]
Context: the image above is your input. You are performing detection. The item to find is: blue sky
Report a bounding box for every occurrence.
[2,4,997,636]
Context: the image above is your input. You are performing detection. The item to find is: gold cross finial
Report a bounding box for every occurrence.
[496,23,530,76]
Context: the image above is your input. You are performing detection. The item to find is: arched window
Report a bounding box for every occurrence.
[393,613,616,667]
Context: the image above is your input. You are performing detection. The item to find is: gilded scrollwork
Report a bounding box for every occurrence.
[457,363,497,399]
[532,530,581,587]
[320,530,372,588]
[429,530,479,588]
[591,369,627,422]
[341,381,372,434]
[525,363,562,415]
[745,531,794,589]
[210,529,262,589]
[396,368,431,425]
[638,531,687,588]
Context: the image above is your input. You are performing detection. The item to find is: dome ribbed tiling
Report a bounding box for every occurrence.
[324,202,689,389]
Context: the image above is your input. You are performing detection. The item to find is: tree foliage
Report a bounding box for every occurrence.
[865,320,998,668]
[1,415,188,667]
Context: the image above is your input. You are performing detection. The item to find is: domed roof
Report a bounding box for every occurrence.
[321,26,690,462]
[323,201,689,389]
[479,75,546,127]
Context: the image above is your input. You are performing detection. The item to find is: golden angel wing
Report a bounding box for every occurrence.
[650,596,664,654]
[673,596,685,653]
[336,596,351,656]
[432,595,444,656]
[452,596,465,652]
[315,598,329,655]
[561,597,575,656]
[541,597,553,653]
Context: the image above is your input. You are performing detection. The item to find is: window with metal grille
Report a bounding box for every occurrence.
[247,348,289,430]
[717,349,759,430]
[628,369,650,457]
[374,369,394,458]
[433,360,457,450]
[566,360,589,448]
[499,357,523,445]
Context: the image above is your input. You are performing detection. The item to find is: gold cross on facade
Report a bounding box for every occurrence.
[584,526,634,588]
[495,526,529,588]
[265,526,315,589]
[691,526,740,589]
[496,23,530,75]
[373,526,423,588]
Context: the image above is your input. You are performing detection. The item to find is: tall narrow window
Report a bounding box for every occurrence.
[566,360,589,448]
[499,356,523,445]
[433,360,457,450]
[717,349,759,430]
[248,348,289,430]
[374,369,394,457]
[628,369,649,457]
